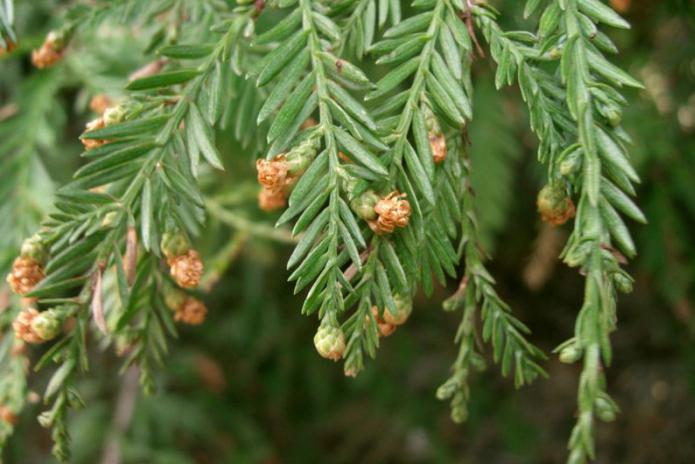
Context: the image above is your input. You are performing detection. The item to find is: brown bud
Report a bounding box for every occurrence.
[537,184,576,226]
[12,308,44,344]
[175,297,207,325]
[377,321,396,337]
[31,34,63,69]
[89,95,113,114]
[372,192,411,234]
[368,306,397,338]
[27,391,41,404]
[0,406,17,425]
[256,157,289,193]
[429,132,447,163]
[168,250,204,289]
[6,257,44,296]
[258,188,287,212]
[81,117,107,150]
[382,295,412,326]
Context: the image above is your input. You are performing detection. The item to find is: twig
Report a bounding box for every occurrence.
[462,0,485,58]
[99,366,139,464]
[206,198,298,244]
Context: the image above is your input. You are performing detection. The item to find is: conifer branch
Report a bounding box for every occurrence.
[252,0,390,372]
[473,5,573,169]
[436,137,547,423]
[475,1,644,461]
[552,1,643,461]
[0,1,650,459]
[367,0,474,295]
[4,4,259,460]
[0,304,28,449]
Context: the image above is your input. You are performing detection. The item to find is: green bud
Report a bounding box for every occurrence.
[383,294,413,325]
[395,293,413,315]
[451,405,468,424]
[422,103,440,133]
[442,297,458,312]
[350,189,379,221]
[563,243,590,267]
[599,103,623,127]
[471,353,487,371]
[606,108,622,127]
[559,150,582,177]
[313,323,345,361]
[340,170,371,201]
[20,234,47,263]
[37,411,53,428]
[567,449,585,464]
[436,377,458,400]
[559,159,579,176]
[160,232,189,259]
[44,23,75,51]
[559,344,582,364]
[613,272,633,294]
[450,390,471,423]
[31,309,63,342]
[101,211,119,229]
[46,30,67,51]
[163,288,186,311]
[547,47,562,60]
[102,104,128,126]
[595,397,617,422]
[286,139,318,175]
[537,184,575,226]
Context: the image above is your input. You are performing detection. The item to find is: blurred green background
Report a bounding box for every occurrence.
[1,0,694,463]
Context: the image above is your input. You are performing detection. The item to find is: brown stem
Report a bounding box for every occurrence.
[461,0,485,58]
[99,366,140,464]
[343,246,372,282]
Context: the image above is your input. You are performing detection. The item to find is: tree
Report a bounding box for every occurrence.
[0,0,656,462]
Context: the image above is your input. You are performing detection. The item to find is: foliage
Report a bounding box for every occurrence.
[1,0,692,463]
